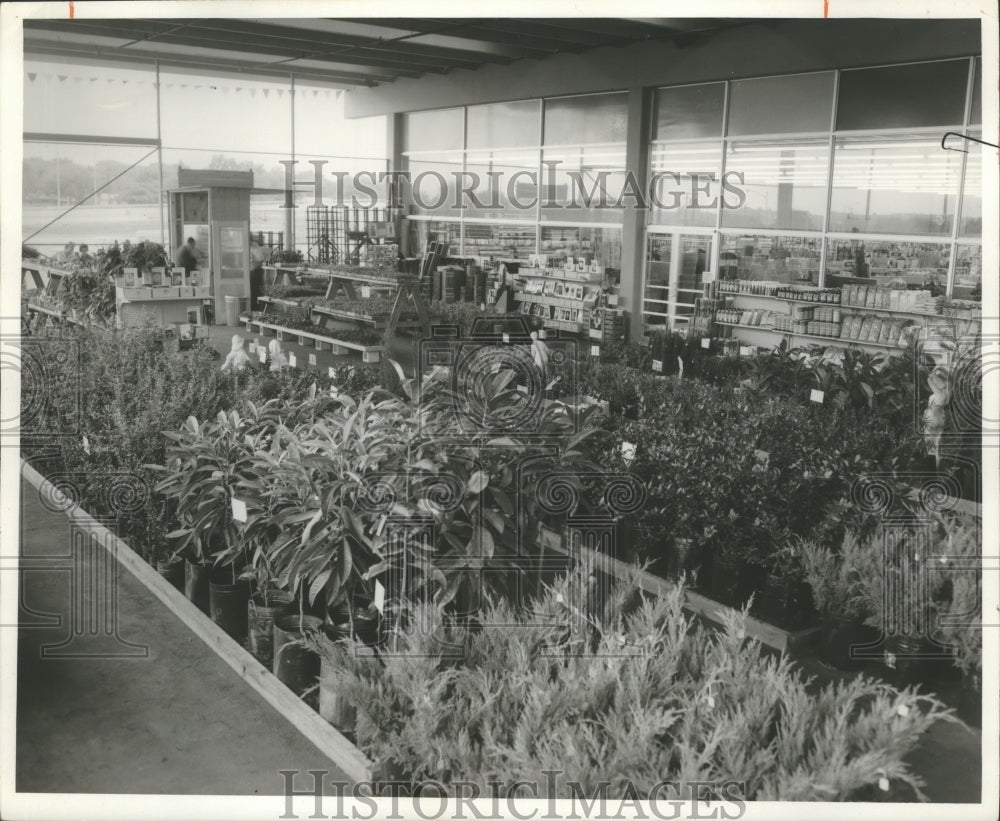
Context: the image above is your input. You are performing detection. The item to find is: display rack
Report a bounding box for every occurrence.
[512,267,604,335]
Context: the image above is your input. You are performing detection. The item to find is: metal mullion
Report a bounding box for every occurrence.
[946,58,980,298]
[820,68,840,287]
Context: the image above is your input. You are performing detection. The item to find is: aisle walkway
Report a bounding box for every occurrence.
[15,476,350,795]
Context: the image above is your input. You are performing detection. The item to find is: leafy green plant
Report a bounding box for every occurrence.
[315,569,955,800]
[800,533,879,622]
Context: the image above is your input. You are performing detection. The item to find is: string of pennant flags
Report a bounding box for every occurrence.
[25,71,339,98]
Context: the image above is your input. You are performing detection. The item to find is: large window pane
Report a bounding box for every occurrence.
[22,141,162,252]
[402,108,463,152]
[836,60,969,130]
[722,140,829,230]
[825,239,950,294]
[294,84,386,160]
[544,93,627,146]
[463,149,540,220]
[407,219,461,257]
[728,73,834,136]
[401,152,464,217]
[954,244,982,302]
[539,225,622,271]
[462,222,536,260]
[653,83,725,141]
[829,136,962,235]
[648,142,722,227]
[24,59,157,139]
[719,234,822,285]
[642,234,712,333]
[467,100,540,149]
[160,72,291,155]
[960,132,982,238]
[541,145,626,224]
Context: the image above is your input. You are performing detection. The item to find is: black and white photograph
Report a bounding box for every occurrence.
[0,2,997,820]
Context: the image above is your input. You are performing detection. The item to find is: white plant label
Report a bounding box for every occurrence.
[810,389,825,403]
[373,580,385,613]
[328,366,337,379]
[361,285,371,298]
[248,342,256,354]
[621,441,636,465]
[257,348,266,363]
[308,353,317,367]
[591,345,600,357]
[502,332,510,344]
[231,498,248,523]
[288,352,297,368]
[652,359,663,373]
[739,346,752,357]
[701,337,711,349]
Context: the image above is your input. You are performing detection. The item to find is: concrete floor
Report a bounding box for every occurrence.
[16,477,350,795]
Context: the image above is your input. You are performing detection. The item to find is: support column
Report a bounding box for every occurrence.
[386,112,406,254]
[620,87,651,342]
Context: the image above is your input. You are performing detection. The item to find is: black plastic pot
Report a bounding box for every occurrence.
[273,614,323,696]
[249,591,294,667]
[709,557,741,607]
[319,657,357,737]
[669,538,693,582]
[820,615,870,671]
[157,558,185,592]
[184,559,211,615]
[209,571,251,640]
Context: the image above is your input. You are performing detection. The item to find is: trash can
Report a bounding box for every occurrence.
[224,295,248,327]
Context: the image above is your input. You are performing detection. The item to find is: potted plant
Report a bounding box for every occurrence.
[800,532,879,670]
[151,411,261,628]
[757,542,816,631]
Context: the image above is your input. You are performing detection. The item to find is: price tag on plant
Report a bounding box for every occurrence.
[231,497,248,523]
[373,580,385,613]
[810,389,825,403]
[652,359,663,373]
[502,332,510,344]
[328,366,337,379]
[308,353,317,367]
[591,345,600,357]
[620,441,637,466]
[701,337,711,350]
[288,352,297,368]
[361,285,371,298]
[739,346,752,357]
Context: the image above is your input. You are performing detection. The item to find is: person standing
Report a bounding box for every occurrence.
[175,237,200,275]
[249,235,267,311]
[55,242,78,266]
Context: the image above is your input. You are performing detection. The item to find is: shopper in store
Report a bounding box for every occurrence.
[54,241,78,266]
[175,237,200,275]
[77,244,92,266]
[249,235,267,311]
[221,334,252,373]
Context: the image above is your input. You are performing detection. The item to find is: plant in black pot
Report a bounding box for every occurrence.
[757,542,816,631]
[151,411,262,628]
[855,520,954,688]
[800,533,879,671]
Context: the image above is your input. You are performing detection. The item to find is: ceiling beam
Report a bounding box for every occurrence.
[23,41,384,86]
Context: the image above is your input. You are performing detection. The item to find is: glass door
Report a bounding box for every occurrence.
[642,232,713,335]
[212,221,250,310]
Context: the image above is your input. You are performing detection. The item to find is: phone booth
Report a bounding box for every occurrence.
[168,169,252,324]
